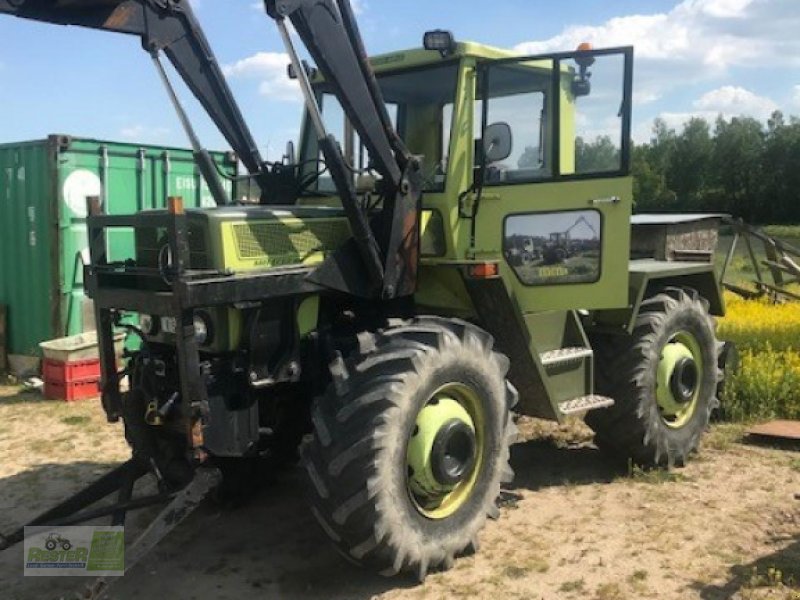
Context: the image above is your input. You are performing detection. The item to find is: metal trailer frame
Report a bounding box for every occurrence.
[720,217,800,303]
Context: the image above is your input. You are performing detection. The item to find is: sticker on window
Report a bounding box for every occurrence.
[505,210,601,285]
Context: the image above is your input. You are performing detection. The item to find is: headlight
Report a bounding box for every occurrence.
[193,313,211,346]
[152,314,212,346]
[139,314,158,336]
[160,316,178,335]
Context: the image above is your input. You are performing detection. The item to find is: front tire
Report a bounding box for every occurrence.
[302,317,517,580]
[587,287,721,467]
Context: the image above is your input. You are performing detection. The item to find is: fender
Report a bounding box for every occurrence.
[591,261,725,335]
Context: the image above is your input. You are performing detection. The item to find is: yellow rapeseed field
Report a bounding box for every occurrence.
[717,292,800,420]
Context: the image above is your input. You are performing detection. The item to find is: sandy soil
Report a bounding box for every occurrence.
[1,386,798,600]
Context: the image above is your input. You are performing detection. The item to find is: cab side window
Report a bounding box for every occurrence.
[476,61,553,184]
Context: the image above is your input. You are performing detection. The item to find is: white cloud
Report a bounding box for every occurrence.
[683,0,756,18]
[517,0,797,144]
[223,52,301,103]
[634,86,778,141]
[694,85,778,118]
[516,0,797,68]
[793,85,800,108]
[633,90,661,106]
[231,0,367,102]
[515,0,800,97]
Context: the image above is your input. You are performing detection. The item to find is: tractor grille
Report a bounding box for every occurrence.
[188,224,210,268]
[232,218,351,267]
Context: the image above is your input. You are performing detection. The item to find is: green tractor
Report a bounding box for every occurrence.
[1,0,725,582]
[542,214,599,265]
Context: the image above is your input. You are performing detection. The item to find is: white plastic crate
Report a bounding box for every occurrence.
[39,331,125,363]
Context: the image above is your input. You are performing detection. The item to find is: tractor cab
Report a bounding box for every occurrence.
[295,38,634,313]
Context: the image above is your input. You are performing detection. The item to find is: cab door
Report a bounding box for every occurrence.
[472,48,634,312]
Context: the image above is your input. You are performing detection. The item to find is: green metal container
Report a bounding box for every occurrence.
[0,135,237,361]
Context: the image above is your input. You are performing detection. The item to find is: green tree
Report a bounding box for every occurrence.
[648,118,677,175]
[666,117,713,210]
[517,145,541,169]
[712,116,765,220]
[632,145,674,212]
[575,135,620,173]
[615,112,800,223]
[762,111,800,222]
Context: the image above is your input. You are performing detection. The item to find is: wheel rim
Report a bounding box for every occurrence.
[406,383,484,520]
[656,331,703,429]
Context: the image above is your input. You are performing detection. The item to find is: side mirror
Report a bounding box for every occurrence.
[573,47,596,98]
[574,53,596,70]
[483,122,513,163]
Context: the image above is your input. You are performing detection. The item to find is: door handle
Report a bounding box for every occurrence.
[589,196,621,206]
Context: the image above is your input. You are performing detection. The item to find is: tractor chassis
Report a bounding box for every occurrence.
[84,198,325,454]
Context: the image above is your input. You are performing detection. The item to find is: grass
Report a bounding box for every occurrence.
[683,228,800,422]
[628,570,649,583]
[626,570,649,595]
[559,579,586,593]
[717,292,800,421]
[716,227,800,422]
[703,423,746,451]
[723,346,800,421]
[746,566,796,590]
[626,462,688,484]
[594,582,627,600]
[509,554,550,576]
[502,565,530,579]
[717,293,800,353]
[761,225,800,240]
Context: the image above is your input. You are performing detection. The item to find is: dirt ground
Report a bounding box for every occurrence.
[1,386,799,600]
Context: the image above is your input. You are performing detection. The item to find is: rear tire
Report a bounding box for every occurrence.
[302,317,517,580]
[587,287,721,467]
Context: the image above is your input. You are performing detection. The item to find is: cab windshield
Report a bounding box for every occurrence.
[299,62,460,194]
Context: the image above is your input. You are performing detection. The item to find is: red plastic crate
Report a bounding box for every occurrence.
[43,358,101,384]
[44,379,100,402]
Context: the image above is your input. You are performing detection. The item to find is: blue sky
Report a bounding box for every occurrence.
[1,0,798,157]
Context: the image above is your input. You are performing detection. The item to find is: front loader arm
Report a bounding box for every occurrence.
[0,0,273,202]
[266,0,423,299]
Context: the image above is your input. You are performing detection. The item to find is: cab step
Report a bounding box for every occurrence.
[558,394,615,415]
[541,347,594,368]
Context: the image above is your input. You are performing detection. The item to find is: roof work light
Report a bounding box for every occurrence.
[424,30,457,57]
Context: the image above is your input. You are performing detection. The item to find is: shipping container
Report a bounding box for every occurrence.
[0,135,237,366]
